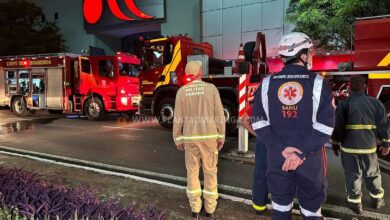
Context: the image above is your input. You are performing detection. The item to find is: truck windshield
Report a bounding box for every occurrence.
[140,43,172,70]
[119,62,140,77]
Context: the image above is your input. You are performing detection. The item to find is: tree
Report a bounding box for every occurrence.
[286,0,390,52]
[0,0,66,56]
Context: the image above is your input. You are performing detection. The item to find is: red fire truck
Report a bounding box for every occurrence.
[266,16,390,111]
[137,34,266,133]
[318,16,390,110]
[0,52,141,120]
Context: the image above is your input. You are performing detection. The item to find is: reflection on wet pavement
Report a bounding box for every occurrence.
[0,118,57,135]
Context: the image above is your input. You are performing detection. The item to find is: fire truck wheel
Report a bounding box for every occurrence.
[222,99,237,135]
[11,97,30,117]
[157,97,175,129]
[84,97,106,121]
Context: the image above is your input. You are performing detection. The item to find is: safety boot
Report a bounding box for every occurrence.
[347,202,363,215]
[205,212,214,218]
[371,197,385,209]
[191,212,199,219]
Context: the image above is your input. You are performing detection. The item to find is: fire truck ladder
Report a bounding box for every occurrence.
[108,96,116,111]
[73,95,83,112]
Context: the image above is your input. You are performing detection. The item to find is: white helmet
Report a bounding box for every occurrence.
[278,32,313,57]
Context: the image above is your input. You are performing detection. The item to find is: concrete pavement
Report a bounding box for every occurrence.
[1,109,389,219]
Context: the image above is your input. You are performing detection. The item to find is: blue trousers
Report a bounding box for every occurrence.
[267,147,327,220]
[252,140,269,210]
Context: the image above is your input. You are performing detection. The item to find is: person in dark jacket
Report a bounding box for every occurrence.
[331,75,390,214]
[252,32,335,220]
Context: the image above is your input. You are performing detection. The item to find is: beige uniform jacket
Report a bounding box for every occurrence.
[173,80,225,145]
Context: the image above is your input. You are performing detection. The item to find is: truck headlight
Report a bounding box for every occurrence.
[131,95,141,106]
[121,97,128,106]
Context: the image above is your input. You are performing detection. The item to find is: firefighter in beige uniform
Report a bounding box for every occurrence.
[173,61,225,218]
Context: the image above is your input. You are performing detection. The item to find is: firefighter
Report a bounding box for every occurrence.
[241,113,269,214]
[252,32,335,219]
[331,75,390,214]
[173,61,225,219]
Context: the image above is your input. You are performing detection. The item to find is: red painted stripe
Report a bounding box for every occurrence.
[322,146,327,177]
[239,82,245,91]
[239,95,246,104]
[239,109,246,118]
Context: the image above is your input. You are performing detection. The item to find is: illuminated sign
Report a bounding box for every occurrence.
[83,0,154,24]
[5,60,52,68]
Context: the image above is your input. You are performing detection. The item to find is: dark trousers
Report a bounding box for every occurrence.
[267,147,327,220]
[341,151,384,202]
[252,140,269,209]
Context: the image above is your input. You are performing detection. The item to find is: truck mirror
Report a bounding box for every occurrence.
[238,62,250,74]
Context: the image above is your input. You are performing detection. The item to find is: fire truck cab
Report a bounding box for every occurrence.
[0,52,141,120]
[138,35,264,133]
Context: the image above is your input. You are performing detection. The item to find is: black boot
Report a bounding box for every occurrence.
[205,212,214,219]
[347,202,363,215]
[191,212,200,219]
[371,197,385,209]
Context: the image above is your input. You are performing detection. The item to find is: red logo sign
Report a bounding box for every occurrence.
[83,0,154,24]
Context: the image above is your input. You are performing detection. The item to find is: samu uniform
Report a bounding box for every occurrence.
[331,91,389,206]
[173,80,225,214]
[252,65,335,219]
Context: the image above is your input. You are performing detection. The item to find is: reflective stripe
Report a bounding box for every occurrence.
[252,120,270,130]
[313,122,333,135]
[382,138,390,142]
[300,206,321,217]
[252,76,271,131]
[341,147,377,154]
[252,203,267,211]
[187,189,202,195]
[370,191,384,199]
[272,201,293,212]
[347,196,362,204]
[203,190,218,196]
[175,134,224,141]
[345,124,376,130]
[312,75,333,135]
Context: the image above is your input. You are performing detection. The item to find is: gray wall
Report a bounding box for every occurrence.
[161,0,201,42]
[202,0,292,59]
[30,0,120,55]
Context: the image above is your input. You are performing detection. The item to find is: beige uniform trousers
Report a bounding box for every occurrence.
[185,141,219,213]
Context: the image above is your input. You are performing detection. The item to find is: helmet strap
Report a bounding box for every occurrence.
[298,50,309,67]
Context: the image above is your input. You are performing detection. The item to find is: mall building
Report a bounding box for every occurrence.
[28,0,292,59]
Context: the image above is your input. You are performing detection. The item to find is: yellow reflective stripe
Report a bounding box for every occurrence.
[345,124,376,129]
[155,40,181,89]
[377,52,390,67]
[382,138,390,142]
[176,134,223,141]
[347,196,362,204]
[341,147,377,154]
[203,190,218,195]
[370,191,384,199]
[368,73,390,79]
[149,37,168,43]
[187,189,202,195]
[252,203,267,211]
